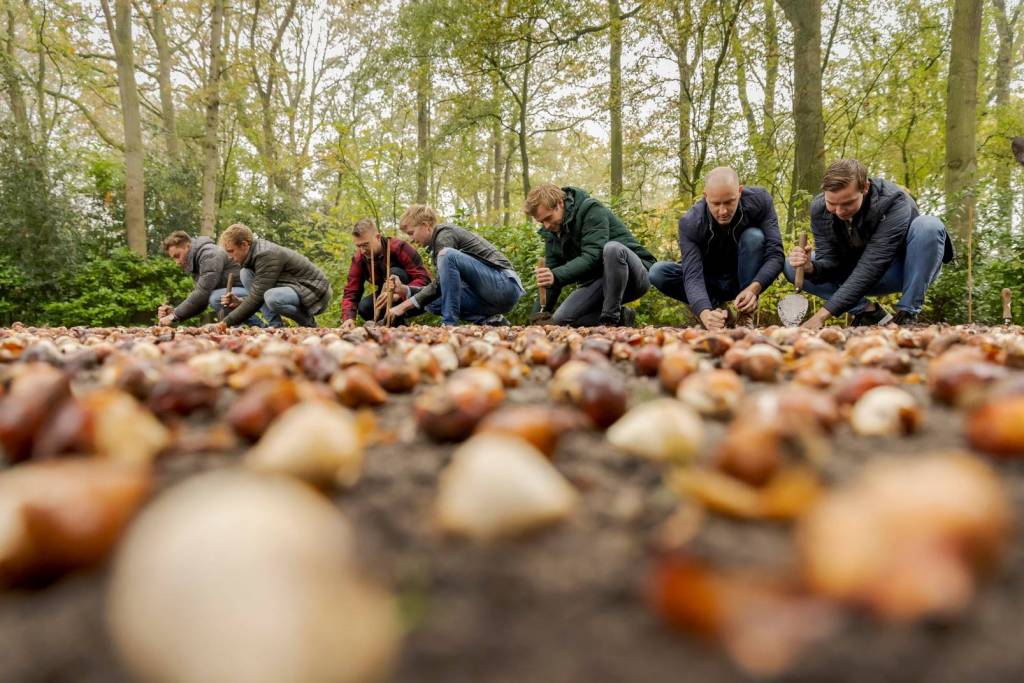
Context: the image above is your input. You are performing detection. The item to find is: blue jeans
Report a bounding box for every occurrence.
[783,215,946,314]
[208,286,264,327]
[424,248,524,325]
[239,268,317,327]
[650,227,766,308]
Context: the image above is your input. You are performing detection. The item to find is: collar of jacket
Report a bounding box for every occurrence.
[242,237,262,268]
[427,224,450,254]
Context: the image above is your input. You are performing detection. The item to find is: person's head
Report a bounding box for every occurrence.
[218,223,254,264]
[822,159,870,221]
[523,184,566,232]
[703,167,743,225]
[399,205,439,246]
[162,231,192,269]
[352,218,381,257]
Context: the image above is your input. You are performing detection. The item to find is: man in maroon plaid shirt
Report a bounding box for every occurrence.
[340,218,433,325]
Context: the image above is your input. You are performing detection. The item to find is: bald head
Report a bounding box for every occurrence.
[703,167,743,225]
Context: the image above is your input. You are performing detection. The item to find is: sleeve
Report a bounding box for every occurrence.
[678,217,712,316]
[807,206,841,283]
[398,241,432,287]
[173,248,222,322]
[224,251,283,326]
[539,235,563,313]
[823,194,911,316]
[340,256,365,321]
[751,194,784,290]
[550,204,608,286]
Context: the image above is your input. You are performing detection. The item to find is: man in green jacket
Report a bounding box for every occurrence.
[524,184,655,326]
[217,223,332,328]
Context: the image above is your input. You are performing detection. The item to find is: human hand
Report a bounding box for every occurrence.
[158,314,175,326]
[734,284,761,313]
[220,292,241,309]
[699,308,728,331]
[535,267,554,288]
[801,308,829,331]
[788,244,814,274]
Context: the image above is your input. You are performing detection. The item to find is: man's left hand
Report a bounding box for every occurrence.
[158,314,175,326]
[734,283,762,313]
[801,308,830,331]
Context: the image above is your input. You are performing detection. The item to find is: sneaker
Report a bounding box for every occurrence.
[890,310,918,326]
[482,314,511,327]
[620,306,637,327]
[851,304,892,327]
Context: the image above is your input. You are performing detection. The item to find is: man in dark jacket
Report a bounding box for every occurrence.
[649,167,784,330]
[159,231,261,325]
[524,184,655,326]
[386,205,524,326]
[340,218,432,325]
[785,158,954,329]
[218,223,333,328]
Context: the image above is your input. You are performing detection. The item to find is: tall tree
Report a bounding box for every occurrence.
[991,0,1022,226]
[416,56,431,203]
[609,0,623,200]
[101,0,147,256]
[201,0,226,237]
[944,0,983,239]
[144,0,179,162]
[778,0,824,223]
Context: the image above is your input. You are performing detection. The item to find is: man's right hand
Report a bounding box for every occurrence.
[787,244,814,274]
[220,292,241,309]
[535,267,554,289]
[699,308,728,331]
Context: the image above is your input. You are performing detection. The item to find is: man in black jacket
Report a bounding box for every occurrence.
[218,223,333,328]
[650,167,784,330]
[386,205,524,326]
[159,231,261,326]
[785,159,953,329]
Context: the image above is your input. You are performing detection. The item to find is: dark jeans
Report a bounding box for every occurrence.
[551,242,650,326]
[239,268,317,328]
[424,248,524,325]
[208,286,264,327]
[782,215,947,315]
[649,227,766,309]
[357,267,417,325]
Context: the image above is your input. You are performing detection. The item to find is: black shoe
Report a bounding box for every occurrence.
[482,314,511,327]
[890,310,918,326]
[620,307,637,327]
[851,304,892,327]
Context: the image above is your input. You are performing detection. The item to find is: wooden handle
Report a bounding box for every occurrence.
[795,233,808,292]
[538,257,547,307]
[1003,288,1012,321]
[220,273,235,321]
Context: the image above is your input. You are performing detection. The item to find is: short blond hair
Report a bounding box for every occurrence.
[219,223,254,247]
[523,184,565,217]
[352,218,378,237]
[399,205,439,231]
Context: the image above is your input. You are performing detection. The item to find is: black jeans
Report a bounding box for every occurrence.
[551,242,650,326]
[357,267,416,324]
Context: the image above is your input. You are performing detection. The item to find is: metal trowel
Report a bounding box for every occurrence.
[778,233,809,327]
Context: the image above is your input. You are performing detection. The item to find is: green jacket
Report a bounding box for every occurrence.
[537,187,654,312]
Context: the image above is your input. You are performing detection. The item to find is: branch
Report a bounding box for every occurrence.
[44,87,124,150]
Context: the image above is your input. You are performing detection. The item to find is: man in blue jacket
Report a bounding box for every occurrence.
[650,167,785,329]
[785,159,953,329]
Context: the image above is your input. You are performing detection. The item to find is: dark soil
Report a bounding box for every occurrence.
[2,328,1024,683]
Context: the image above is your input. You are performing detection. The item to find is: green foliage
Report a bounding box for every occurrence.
[40,249,192,327]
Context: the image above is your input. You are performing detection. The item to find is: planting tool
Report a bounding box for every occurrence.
[778,233,810,327]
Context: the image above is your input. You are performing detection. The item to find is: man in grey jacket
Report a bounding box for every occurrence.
[159,231,259,325]
[785,159,953,329]
[218,223,332,328]
[386,205,524,326]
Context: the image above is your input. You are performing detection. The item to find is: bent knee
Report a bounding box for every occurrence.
[739,228,765,247]
[602,241,628,258]
[911,216,945,236]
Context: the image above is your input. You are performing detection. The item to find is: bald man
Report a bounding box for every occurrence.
[650,167,784,330]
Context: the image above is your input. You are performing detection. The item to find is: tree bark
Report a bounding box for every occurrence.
[944,0,983,240]
[609,0,623,200]
[149,0,179,161]
[415,54,430,204]
[518,29,534,196]
[778,0,825,225]
[992,0,1017,227]
[102,0,147,256]
[200,0,225,237]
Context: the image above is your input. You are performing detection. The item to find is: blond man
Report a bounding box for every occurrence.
[387,205,523,326]
[218,223,332,327]
[159,231,255,325]
[524,184,654,326]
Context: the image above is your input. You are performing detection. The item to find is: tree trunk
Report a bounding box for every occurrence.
[102,0,146,256]
[992,0,1016,228]
[200,0,225,238]
[518,26,535,196]
[609,0,623,200]
[671,3,693,203]
[415,54,430,204]
[944,0,983,240]
[149,0,179,162]
[778,0,824,225]
[503,133,513,227]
